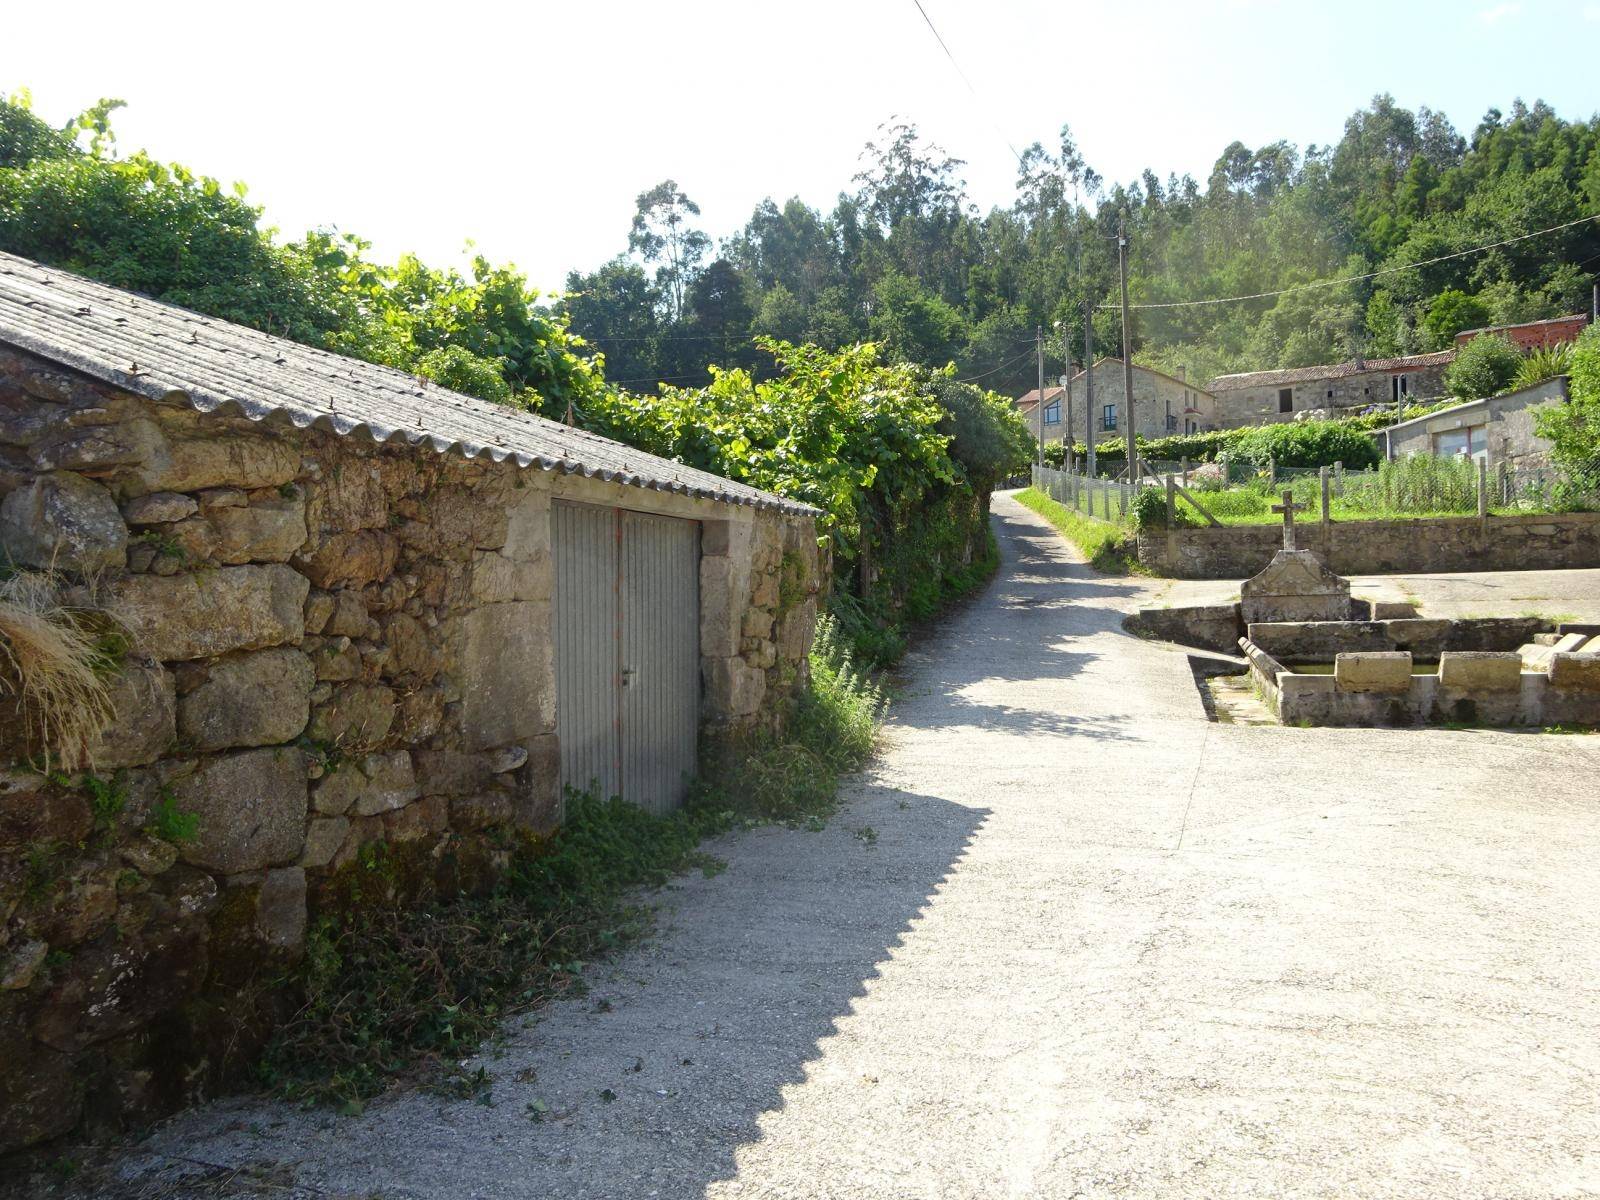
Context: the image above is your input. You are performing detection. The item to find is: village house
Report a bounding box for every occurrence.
[1015,359,1215,444]
[1206,349,1453,428]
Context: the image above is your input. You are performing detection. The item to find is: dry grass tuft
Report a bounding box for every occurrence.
[0,570,119,770]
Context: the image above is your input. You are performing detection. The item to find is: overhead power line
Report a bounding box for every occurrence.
[907,0,1043,184]
[1097,212,1600,312]
[958,343,1036,383]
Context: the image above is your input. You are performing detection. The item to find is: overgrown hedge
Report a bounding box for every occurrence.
[582,341,1031,665]
[1044,412,1384,472]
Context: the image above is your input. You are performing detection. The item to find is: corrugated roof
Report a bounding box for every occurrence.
[1207,349,1454,393]
[0,250,816,516]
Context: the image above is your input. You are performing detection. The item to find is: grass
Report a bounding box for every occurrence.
[0,569,125,771]
[260,615,886,1108]
[1015,487,1139,573]
[1159,457,1600,528]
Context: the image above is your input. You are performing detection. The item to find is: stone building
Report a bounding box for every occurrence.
[1015,359,1214,444]
[1379,376,1570,467]
[1207,350,1454,429]
[0,250,825,1152]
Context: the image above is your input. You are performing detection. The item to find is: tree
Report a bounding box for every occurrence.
[628,180,709,322]
[1421,289,1490,350]
[1534,324,1600,471]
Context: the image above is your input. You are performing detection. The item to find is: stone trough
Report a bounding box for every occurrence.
[1130,524,1600,729]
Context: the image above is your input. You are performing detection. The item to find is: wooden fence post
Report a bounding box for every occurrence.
[1181,457,1190,487]
[1477,457,1488,519]
[1269,456,1276,486]
[1166,474,1176,526]
[1320,466,1331,524]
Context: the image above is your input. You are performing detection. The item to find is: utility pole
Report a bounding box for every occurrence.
[1083,301,1096,476]
[1035,324,1045,467]
[1060,325,1074,470]
[1118,211,1137,483]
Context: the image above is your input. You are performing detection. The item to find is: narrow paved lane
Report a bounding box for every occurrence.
[122,493,1600,1199]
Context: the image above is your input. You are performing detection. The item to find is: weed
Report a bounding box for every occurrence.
[145,788,200,844]
[853,825,878,846]
[0,570,121,770]
[258,618,886,1109]
[82,770,128,835]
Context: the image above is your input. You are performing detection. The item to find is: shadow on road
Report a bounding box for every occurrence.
[102,789,989,1200]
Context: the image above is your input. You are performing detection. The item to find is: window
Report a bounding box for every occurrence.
[1165,413,1177,432]
[1391,374,1410,402]
[1102,404,1118,431]
[1433,425,1485,458]
[1043,400,1061,425]
[1327,389,1334,399]
[1278,388,1293,414]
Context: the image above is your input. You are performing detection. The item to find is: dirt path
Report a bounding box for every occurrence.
[109,492,1600,1199]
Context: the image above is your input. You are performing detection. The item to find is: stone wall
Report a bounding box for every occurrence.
[0,347,823,1154]
[1136,511,1600,579]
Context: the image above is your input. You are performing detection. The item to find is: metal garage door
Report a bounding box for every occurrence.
[554,502,700,814]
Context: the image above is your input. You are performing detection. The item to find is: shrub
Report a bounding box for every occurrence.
[1129,486,1169,530]
[1229,420,1380,470]
[1445,334,1522,400]
[1513,342,1575,390]
[1536,324,1600,471]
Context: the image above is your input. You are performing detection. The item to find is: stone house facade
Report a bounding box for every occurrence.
[1379,376,1570,467]
[1015,360,1214,444]
[1207,350,1454,429]
[0,251,824,1153]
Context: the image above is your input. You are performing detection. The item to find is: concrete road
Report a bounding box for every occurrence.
[111,493,1600,1199]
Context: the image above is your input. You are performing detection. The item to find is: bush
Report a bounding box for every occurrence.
[1445,334,1522,400]
[1229,420,1380,470]
[1536,324,1600,471]
[1513,342,1575,390]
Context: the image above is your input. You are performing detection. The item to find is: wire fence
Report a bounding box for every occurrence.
[1030,464,1136,524]
[1176,456,1600,522]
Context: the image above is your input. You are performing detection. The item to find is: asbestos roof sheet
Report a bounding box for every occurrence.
[0,250,816,516]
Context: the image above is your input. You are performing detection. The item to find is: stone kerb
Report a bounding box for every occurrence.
[1334,652,1412,693]
[1438,652,1522,691]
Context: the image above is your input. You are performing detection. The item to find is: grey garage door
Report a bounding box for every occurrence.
[553,502,700,814]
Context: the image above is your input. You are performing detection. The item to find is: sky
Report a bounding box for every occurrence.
[4,0,1598,295]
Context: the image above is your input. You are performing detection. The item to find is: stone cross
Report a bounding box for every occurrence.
[1271,489,1306,551]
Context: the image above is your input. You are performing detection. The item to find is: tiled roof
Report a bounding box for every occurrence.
[0,251,816,516]
[1014,386,1064,410]
[1207,350,1454,393]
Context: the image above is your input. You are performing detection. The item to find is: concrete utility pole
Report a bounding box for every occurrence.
[1035,324,1045,467]
[1117,211,1136,482]
[1083,301,1096,476]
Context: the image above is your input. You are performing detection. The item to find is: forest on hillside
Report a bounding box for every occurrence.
[568,97,1600,394]
[4,90,1597,404]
